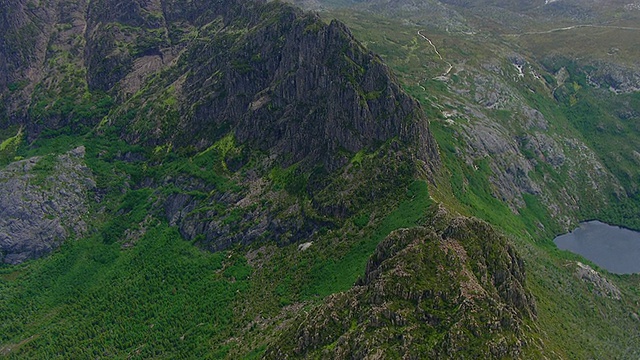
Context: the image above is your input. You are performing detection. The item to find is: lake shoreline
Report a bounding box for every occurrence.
[553,218,640,239]
[554,220,640,275]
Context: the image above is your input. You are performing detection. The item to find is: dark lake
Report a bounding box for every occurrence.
[554,220,640,274]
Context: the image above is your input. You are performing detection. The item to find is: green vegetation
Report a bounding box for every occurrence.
[318,10,640,358]
[0,224,251,358]
[268,164,308,196]
[30,84,113,129]
[303,181,432,298]
[7,80,28,92]
[1,0,639,358]
[0,126,434,357]
[0,127,23,164]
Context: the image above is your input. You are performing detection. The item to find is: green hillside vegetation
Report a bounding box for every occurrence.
[0,125,435,357]
[1,0,640,358]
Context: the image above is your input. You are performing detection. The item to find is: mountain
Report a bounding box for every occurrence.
[283,0,640,357]
[266,207,538,359]
[0,0,440,259]
[1,0,639,358]
[290,0,640,227]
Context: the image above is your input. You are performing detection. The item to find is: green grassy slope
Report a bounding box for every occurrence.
[0,126,436,357]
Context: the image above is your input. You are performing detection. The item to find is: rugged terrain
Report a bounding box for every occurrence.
[1,0,639,358]
[1,0,440,255]
[266,207,537,359]
[0,146,94,264]
[285,0,640,357]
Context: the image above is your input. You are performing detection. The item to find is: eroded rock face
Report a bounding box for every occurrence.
[588,62,640,94]
[0,147,94,264]
[125,0,440,251]
[111,1,440,173]
[575,262,621,300]
[1,0,441,254]
[266,206,537,359]
[1,0,440,175]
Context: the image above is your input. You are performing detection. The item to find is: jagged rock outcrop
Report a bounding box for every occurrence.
[1,0,441,252]
[162,140,416,251]
[575,262,622,300]
[1,0,439,173]
[588,62,640,94]
[0,147,95,264]
[163,176,333,251]
[0,0,52,124]
[109,1,439,172]
[265,206,537,358]
[122,0,441,251]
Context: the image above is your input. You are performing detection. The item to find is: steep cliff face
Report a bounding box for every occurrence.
[266,206,537,358]
[0,146,94,264]
[105,1,439,172]
[83,0,172,93]
[0,0,52,124]
[0,0,440,257]
[140,1,439,252]
[0,0,439,173]
[0,0,114,133]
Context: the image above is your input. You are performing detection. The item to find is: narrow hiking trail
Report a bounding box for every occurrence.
[417,30,453,81]
[507,24,640,37]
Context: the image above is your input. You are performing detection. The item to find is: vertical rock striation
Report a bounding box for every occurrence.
[0,147,95,264]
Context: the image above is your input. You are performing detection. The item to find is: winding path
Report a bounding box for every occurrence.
[417,30,453,79]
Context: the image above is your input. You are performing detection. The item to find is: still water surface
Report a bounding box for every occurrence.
[554,220,640,274]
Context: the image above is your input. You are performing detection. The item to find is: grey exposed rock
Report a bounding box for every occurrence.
[114,4,440,174]
[441,55,622,218]
[2,0,441,255]
[125,1,442,252]
[520,132,565,167]
[575,262,622,300]
[474,74,510,109]
[0,146,94,264]
[521,105,548,130]
[456,108,541,208]
[164,185,330,252]
[588,63,640,94]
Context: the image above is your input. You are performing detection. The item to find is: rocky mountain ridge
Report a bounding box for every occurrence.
[0,0,439,172]
[266,206,538,358]
[0,0,440,258]
[1,0,639,358]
